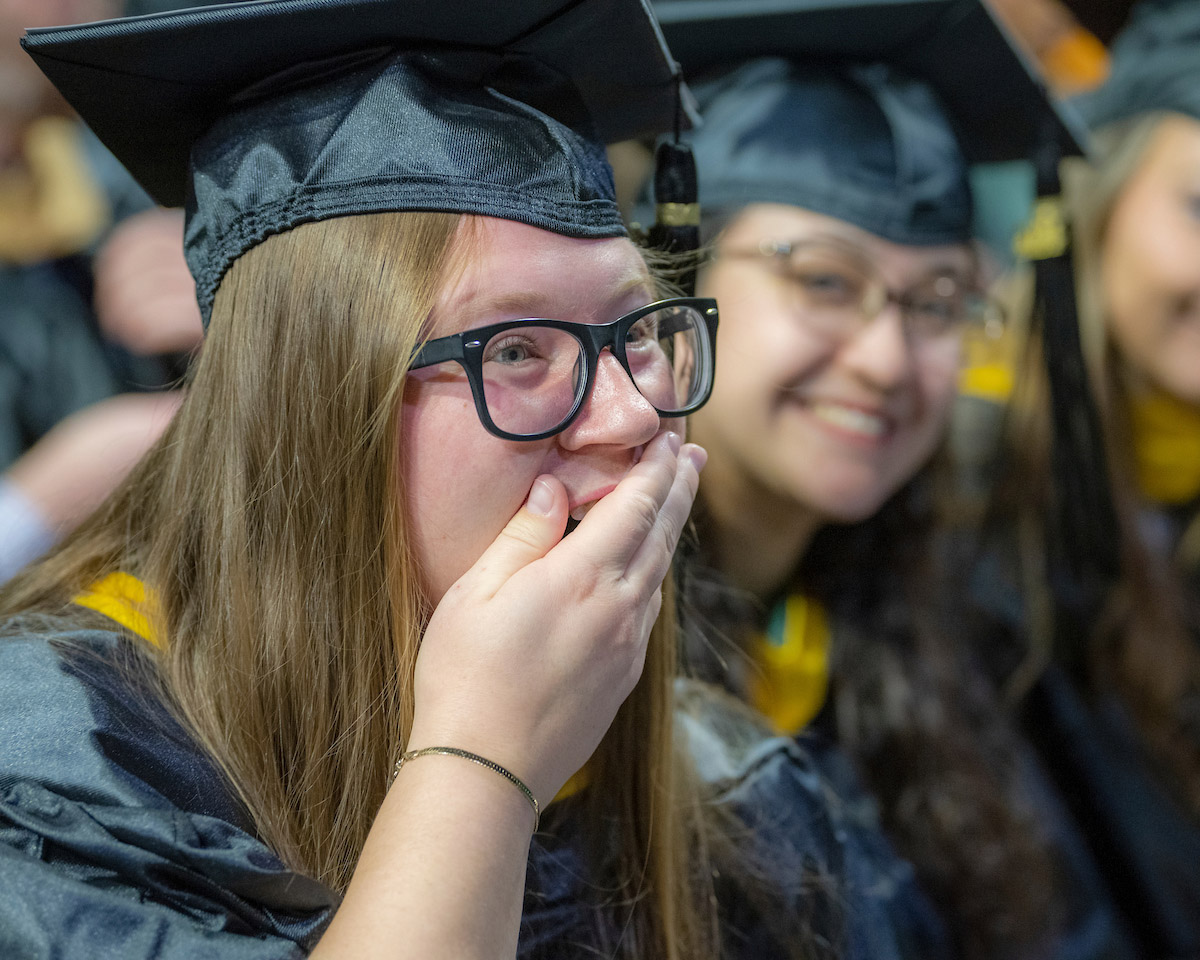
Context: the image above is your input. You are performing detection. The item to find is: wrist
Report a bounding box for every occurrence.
[389,747,538,836]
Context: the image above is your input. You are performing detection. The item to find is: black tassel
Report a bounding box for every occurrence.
[647,75,700,296]
[647,139,700,295]
[1018,125,1121,678]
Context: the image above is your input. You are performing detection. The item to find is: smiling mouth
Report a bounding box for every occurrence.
[807,401,891,439]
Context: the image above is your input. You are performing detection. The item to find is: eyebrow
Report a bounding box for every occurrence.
[457,273,656,327]
[793,230,976,278]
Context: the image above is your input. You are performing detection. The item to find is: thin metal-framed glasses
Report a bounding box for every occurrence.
[720,237,1002,341]
[408,297,719,441]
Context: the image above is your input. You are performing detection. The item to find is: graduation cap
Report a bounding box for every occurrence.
[22,0,694,322]
[1073,0,1200,129]
[1058,0,1140,47]
[654,0,1089,162]
[644,0,1089,247]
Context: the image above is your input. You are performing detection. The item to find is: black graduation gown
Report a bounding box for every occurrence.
[0,618,958,959]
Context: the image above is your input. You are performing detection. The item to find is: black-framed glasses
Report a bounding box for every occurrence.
[408,297,719,441]
[721,237,1001,341]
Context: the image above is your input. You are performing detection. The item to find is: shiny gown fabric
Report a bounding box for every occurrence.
[2,620,953,959]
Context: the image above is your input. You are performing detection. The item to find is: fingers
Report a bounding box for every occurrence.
[565,432,705,588]
[463,476,568,598]
[7,391,184,532]
[561,430,682,572]
[624,441,706,586]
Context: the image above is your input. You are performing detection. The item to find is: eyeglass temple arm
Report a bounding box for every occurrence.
[410,335,466,369]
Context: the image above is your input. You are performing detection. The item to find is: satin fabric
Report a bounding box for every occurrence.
[1,618,954,959]
[185,48,624,323]
[683,58,973,246]
[969,543,1200,959]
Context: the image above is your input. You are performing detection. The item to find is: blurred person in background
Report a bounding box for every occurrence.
[0,0,202,582]
[652,1,1136,957]
[970,1,1200,955]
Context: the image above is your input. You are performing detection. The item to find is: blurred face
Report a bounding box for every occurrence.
[401,218,672,603]
[693,204,971,523]
[1103,114,1200,405]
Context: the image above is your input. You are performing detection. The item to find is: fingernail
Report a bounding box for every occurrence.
[527,478,555,516]
[684,444,708,472]
[664,431,682,455]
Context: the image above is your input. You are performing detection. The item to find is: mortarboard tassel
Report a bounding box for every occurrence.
[648,75,700,296]
[1014,122,1121,679]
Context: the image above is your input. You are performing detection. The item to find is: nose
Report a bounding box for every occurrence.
[557,348,662,451]
[836,303,913,391]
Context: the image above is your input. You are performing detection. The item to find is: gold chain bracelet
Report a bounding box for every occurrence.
[393,746,540,832]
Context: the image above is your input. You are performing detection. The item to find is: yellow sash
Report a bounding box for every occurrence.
[956,314,1200,506]
[73,571,160,646]
[1131,389,1200,506]
[958,320,1016,404]
[749,593,831,735]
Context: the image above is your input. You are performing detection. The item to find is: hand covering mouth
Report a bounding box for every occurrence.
[562,443,646,534]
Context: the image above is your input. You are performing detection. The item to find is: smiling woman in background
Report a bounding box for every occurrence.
[655,1,1137,956]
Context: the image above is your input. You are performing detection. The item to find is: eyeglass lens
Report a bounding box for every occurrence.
[774,244,975,338]
[479,303,708,437]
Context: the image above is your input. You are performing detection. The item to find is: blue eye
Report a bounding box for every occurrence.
[485,334,538,364]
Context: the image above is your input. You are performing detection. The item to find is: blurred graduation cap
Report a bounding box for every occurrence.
[654,0,1089,165]
[655,0,1117,672]
[22,0,694,322]
[641,0,1090,252]
[1058,0,1139,46]
[1073,0,1200,128]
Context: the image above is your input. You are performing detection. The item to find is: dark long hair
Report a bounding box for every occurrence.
[682,443,1065,960]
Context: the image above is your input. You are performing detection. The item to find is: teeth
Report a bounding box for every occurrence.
[809,402,888,438]
[570,501,597,522]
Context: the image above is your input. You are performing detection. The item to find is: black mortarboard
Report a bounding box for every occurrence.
[649,0,1088,246]
[1073,0,1200,129]
[684,57,973,245]
[23,0,691,322]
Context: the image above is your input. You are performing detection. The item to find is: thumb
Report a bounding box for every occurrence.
[468,476,568,596]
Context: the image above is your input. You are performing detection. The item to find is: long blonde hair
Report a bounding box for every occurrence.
[0,211,717,958]
[999,113,1200,809]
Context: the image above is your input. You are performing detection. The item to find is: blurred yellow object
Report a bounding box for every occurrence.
[1014,196,1068,261]
[959,318,1017,403]
[1042,25,1110,96]
[1131,389,1200,505]
[750,593,831,735]
[0,115,110,263]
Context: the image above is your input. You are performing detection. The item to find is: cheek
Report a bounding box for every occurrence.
[1103,188,1200,372]
[916,341,963,424]
[711,304,830,411]
[887,344,960,475]
[400,385,542,603]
